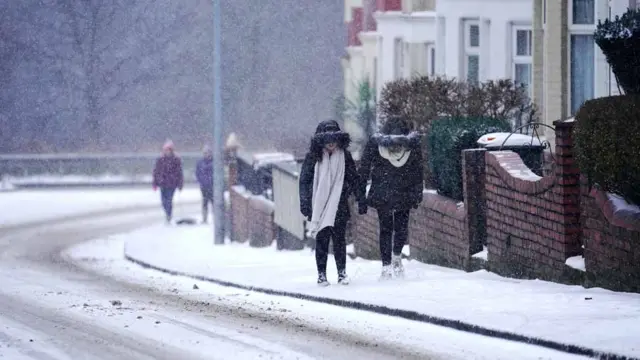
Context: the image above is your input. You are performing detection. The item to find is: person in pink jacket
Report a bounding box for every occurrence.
[152,140,184,223]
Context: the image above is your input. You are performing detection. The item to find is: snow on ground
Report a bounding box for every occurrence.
[119,224,640,358]
[5,174,153,185]
[64,235,589,360]
[0,177,15,192]
[0,188,200,226]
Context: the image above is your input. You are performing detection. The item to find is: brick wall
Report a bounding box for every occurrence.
[230,186,250,243]
[248,195,276,247]
[484,120,581,282]
[229,185,276,247]
[581,182,640,292]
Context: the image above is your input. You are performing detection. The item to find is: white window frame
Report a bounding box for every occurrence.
[512,26,533,99]
[463,20,480,84]
[567,0,597,115]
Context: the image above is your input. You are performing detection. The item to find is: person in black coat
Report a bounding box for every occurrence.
[299,120,363,286]
[358,118,424,279]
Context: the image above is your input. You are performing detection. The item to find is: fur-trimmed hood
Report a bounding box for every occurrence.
[372,131,421,149]
[310,120,351,151]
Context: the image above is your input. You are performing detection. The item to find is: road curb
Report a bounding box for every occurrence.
[124,252,636,360]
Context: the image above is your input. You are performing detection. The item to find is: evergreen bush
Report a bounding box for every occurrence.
[427,116,510,201]
[574,95,640,204]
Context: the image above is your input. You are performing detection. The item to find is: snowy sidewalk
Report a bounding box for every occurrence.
[122,224,640,359]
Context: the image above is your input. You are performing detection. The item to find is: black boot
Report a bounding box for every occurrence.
[317,272,329,287]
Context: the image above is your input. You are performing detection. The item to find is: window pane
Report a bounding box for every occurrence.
[467,55,479,84]
[572,0,594,24]
[430,47,436,75]
[570,35,595,114]
[469,24,480,47]
[515,63,532,97]
[516,30,532,56]
[394,38,402,79]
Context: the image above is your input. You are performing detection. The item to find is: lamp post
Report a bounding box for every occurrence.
[212,0,225,245]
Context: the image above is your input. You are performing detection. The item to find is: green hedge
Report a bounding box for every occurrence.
[574,95,640,204]
[428,117,511,201]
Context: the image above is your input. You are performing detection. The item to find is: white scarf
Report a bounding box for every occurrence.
[378,146,411,167]
[309,148,345,237]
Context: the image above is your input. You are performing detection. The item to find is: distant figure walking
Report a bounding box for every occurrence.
[299,120,363,286]
[153,140,184,223]
[358,117,424,280]
[196,145,214,223]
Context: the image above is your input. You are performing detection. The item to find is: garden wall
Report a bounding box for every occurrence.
[581,181,640,292]
[484,120,582,282]
[229,185,276,247]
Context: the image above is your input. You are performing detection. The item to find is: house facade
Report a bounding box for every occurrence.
[374,0,437,100]
[435,0,533,95]
[533,0,639,139]
[343,0,640,145]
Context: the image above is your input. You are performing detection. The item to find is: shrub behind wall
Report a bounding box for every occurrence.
[428,116,510,201]
[574,95,640,204]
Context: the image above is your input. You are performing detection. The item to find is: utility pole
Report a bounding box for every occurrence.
[212,0,225,245]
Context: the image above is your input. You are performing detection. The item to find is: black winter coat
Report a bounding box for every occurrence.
[299,120,363,223]
[358,132,424,211]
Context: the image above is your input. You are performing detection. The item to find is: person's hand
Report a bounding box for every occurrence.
[153,185,158,191]
[358,202,368,215]
[301,207,311,220]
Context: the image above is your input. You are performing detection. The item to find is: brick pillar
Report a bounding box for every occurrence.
[553,119,581,257]
[462,149,487,254]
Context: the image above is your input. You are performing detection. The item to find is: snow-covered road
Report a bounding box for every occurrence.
[0,207,445,360]
[0,189,594,360]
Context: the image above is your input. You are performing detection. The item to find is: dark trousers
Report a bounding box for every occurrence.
[201,187,214,221]
[315,217,347,275]
[160,187,176,219]
[377,209,410,266]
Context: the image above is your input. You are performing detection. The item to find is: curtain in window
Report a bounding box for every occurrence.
[515,63,532,97]
[467,55,479,84]
[394,39,403,79]
[572,0,594,24]
[570,35,595,114]
[430,48,436,75]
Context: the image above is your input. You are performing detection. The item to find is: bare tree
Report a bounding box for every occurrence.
[11,0,198,147]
